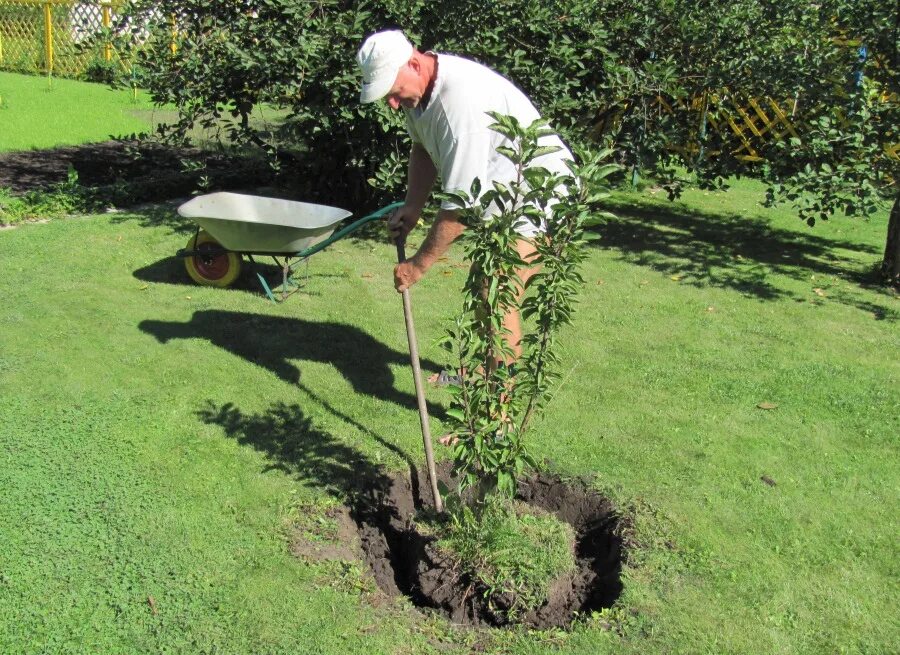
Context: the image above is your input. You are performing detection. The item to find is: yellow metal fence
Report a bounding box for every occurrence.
[594,89,898,165]
[0,0,123,78]
[657,92,802,163]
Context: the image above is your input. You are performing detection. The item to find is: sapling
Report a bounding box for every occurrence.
[439,112,619,501]
[424,115,617,620]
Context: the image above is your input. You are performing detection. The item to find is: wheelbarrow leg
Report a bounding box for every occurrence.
[283,257,307,291]
[247,255,278,303]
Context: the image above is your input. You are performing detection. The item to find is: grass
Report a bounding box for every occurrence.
[0,70,291,176]
[0,71,162,152]
[0,176,897,653]
[436,497,576,619]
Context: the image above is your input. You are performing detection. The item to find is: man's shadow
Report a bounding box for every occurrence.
[139,311,445,418]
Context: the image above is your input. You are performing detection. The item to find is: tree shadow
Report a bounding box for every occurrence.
[139,311,445,417]
[594,198,892,316]
[196,398,441,602]
[196,400,409,506]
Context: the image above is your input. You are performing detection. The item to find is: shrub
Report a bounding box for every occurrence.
[81,57,122,85]
[0,167,107,225]
[109,0,615,209]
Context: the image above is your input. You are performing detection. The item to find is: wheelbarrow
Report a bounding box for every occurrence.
[176,192,402,301]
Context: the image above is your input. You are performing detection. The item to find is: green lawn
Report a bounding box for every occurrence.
[0,179,897,654]
[0,71,291,159]
[0,72,160,152]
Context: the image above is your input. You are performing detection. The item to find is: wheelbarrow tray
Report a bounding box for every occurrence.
[177,192,352,254]
[175,193,402,302]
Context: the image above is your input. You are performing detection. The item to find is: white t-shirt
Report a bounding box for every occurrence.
[404,54,574,237]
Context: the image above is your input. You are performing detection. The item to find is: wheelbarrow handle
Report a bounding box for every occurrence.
[294,201,404,260]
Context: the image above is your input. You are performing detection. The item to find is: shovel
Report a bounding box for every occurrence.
[395,239,444,514]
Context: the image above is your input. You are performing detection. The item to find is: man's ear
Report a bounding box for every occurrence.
[408,56,420,73]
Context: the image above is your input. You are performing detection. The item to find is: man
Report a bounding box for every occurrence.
[356,29,574,365]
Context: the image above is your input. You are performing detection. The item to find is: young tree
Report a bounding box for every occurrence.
[438,115,616,498]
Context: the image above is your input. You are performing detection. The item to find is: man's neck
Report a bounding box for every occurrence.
[420,52,438,109]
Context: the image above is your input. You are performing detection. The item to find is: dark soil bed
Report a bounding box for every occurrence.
[350,464,624,629]
[0,140,275,200]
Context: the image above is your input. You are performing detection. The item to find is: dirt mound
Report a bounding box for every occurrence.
[352,466,624,629]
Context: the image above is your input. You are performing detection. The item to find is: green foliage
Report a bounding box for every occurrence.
[438,115,618,498]
[0,167,108,225]
[108,0,616,208]
[109,0,896,247]
[571,0,899,281]
[108,0,416,207]
[436,494,575,620]
[80,57,123,85]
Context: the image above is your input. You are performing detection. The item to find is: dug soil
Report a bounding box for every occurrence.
[346,464,624,630]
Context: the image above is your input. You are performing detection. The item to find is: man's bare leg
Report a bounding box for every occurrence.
[501,238,541,364]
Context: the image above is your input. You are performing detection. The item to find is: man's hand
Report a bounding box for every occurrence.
[387,204,421,243]
[394,257,427,292]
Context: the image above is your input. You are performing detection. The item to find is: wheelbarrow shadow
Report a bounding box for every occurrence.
[132,256,349,297]
[139,310,446,419]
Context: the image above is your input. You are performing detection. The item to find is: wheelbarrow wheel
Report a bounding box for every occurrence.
[184,230,242,287]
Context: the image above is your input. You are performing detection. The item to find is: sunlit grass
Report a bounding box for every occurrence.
[0,71,160,152]
[0,177,896,653]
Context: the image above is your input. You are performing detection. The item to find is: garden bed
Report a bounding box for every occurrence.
[0,140,275,201]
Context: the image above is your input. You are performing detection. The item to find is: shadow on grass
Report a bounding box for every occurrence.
[138,311,445,418]
[111,203,197,235]
[197,400,413,506]
[132,255,350,298]
[596,197,895,318]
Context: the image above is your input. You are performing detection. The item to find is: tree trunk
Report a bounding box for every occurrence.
[881,193,900,289]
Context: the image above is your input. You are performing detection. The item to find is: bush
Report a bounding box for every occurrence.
[81,57,122,85]
[0,167,108,225]
[111,0,617,210]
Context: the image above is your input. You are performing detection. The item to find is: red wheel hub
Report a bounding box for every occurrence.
[193,243,230,280]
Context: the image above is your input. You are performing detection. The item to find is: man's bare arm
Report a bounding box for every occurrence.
[389,143,438,242]
[394,209,465,291]
[405,143,437,214]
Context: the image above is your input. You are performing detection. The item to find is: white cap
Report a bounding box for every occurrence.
[356,30,414,104]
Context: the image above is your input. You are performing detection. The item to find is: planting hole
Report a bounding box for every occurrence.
[350,466,624,629]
